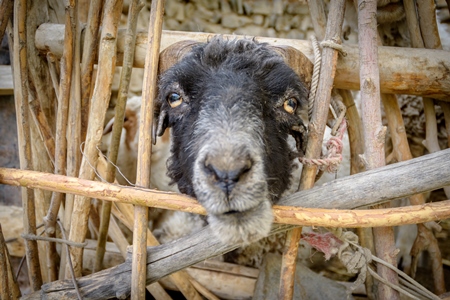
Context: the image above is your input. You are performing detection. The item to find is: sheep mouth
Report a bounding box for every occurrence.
[223,210,240,215]
[207,201,274,245]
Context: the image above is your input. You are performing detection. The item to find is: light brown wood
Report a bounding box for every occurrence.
[280,1,347,299]
[3,149,450,227]
[12,0,43,291]
[94,0,143,275]
[357,1,399,298]
[66,0,124,278]
[132,0,165,298]
[35,25,450,100]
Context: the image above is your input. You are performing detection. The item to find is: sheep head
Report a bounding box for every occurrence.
[155,37,310,245]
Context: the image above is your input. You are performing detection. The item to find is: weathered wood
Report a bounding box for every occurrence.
[358,1,399,298]
[94,0,142,275]
[65,0,123,278]
[12,0,43,291]
[7,148,450,299]
[35,25,450,100]
[280,0,346,299]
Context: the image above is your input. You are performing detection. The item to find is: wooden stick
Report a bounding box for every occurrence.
[94,0,144,274]
[34,25,450,100]
[12,0,43,291]
[0,224,10,299]
[0,0,13,51]
[80,0,104,142]
[66,0,124,278]
[59,0,82,281]
[2,165,450,229]
[404,2,447,293]
[44,0,77,282]
[131,0,165,299]
[28,99,56,165]
[357,1,400,299]
[279,1,347,299]
[2,225,21,299]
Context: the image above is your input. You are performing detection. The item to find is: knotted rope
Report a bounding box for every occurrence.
[299,36,347,174]
[303,229,441,300]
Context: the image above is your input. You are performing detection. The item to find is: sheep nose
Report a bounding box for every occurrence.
[205,159,252,196]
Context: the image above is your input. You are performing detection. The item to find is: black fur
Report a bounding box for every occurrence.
[155,37,309,243]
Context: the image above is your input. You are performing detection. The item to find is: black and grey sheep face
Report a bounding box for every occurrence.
[156,37,309,245]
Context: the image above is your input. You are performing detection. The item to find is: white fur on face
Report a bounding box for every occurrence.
[191,100,274,245]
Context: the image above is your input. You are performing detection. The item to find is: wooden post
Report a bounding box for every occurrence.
[357,1,400,299]
[403,0,447,293]
[279,1,347,299]
[94,0,143,274]
[66,0,123,278]
[12,0,43,291]
[131,0,165,299]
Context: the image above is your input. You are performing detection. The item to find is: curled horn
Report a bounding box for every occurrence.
[268,45,313,155]
[153,40,202,144]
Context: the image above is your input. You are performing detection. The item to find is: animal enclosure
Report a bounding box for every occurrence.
[0,0,450,299]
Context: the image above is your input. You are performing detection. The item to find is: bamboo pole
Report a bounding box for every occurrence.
[131,0,166,298]
[66,0,123,278]
[34,25,450,100]
[279,1,347,299]
[357,1,400,299]
[12,0,43,291]
[94,0,144,274]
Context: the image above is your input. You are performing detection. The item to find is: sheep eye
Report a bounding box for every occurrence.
[167,93,183,108]
[283,98,297,114]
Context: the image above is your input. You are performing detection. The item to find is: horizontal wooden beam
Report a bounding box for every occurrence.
[11,148,450,299]
[34,24,450,100]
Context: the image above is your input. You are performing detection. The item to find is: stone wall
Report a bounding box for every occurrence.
[137,0,313,40]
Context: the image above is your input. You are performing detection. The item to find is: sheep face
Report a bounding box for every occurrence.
[156,37,309,245]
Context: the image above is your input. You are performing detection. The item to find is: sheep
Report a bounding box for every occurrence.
[155,36,310,245]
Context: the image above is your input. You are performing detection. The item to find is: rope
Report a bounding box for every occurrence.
[327,228,440,300]
[308,35,322,117]
[298,36,348,173]
[321,39,347,56]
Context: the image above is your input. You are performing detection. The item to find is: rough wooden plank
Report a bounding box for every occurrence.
[34,25,450,100]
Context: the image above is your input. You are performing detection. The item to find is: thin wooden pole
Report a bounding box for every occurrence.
[357,1,400,299]
[403,0,447,293]
[279,1,347,299]
[12,0,43,291]
[66,0,123,278]
[94,0,144,274]
[80,0,104,141]
[0,0,13,49]
[132,0,165,298]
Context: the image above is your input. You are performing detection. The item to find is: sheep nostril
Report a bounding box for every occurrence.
[204,159,253,195]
